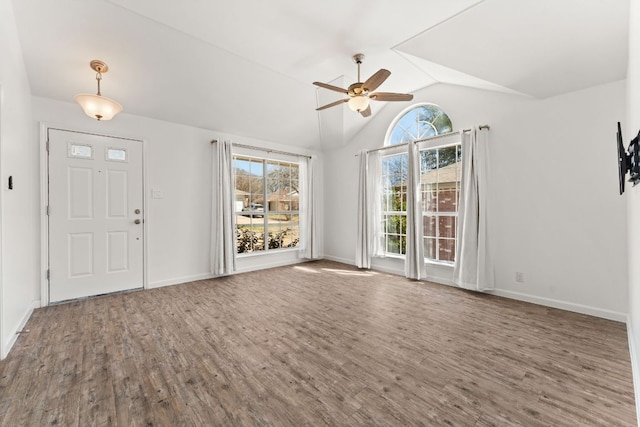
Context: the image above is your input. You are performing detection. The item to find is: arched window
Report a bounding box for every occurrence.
[386,104,452,146]
[380,104,460,264]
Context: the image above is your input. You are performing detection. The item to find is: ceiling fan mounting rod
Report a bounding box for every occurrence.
[353,53,364,83]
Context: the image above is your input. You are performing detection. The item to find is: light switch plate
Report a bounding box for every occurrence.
[151,189,164,199]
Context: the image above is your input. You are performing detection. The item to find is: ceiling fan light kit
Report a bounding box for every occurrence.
[313,53,413,117]
[348,95,369,112]
[75,60,123,121]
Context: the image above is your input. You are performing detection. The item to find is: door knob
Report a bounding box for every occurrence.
[134,209,141,214]
[134,219,141,225]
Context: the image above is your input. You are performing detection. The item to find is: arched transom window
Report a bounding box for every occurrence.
[386,104,452,146]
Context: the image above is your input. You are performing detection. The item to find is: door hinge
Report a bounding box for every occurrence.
[46,205,49,216]
[46,141,50,152]
[46,269,50,280]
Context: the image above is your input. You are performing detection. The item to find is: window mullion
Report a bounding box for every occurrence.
[435,149,440,262]
[263,159,268,250]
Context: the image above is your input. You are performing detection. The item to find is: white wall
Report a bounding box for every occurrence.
[324,80,628,321]
[626,0,640,417]
[0,0,40,357]
[31,97,323,291]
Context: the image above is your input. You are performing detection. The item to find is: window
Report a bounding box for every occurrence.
[381,152,407,255]
[387,104,452,146]
[420,144,461,263]
[233,156,300,254]
[382,104,459,263]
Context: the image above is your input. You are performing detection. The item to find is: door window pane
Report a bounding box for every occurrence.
[106,148,127,162]
[68,144,93,159]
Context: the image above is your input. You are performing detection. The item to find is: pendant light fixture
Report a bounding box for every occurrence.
[74,60,123,121]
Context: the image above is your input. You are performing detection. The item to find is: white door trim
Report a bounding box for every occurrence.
[0,83,4,354]
[39,124,148,305]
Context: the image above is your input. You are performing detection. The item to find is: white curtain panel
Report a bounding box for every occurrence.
[355,150,383,268]
[300,156,320,259]
[356,150,371,268]
[367,151,384,257]
[210,139,236,276]
[453,128,494,290]
[405,141,426,279]
[369,151,383,258]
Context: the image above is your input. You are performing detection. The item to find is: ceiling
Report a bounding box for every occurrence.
[11,0,629,150]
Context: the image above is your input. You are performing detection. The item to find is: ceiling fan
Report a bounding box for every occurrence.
[313,53,413,117]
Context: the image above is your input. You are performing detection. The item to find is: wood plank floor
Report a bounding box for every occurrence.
[0,260,636,426]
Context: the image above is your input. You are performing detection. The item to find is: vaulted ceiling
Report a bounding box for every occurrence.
[12,0,629,150]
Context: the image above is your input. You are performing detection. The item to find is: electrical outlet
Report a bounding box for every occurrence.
[515,272,524,283]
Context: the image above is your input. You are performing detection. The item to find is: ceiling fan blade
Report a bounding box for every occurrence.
[313,81,348,94]
[363,69,391,92]
[359,105,372,117]
[316,98,348,111]
[370,92,414,102]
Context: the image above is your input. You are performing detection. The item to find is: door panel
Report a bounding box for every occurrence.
[68,167,93,219]
[107,231,129,272]
[107,170,128,218]
[68,233,93,277]
[48,129,143,302]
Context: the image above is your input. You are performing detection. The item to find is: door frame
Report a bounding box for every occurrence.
[0,84,4,354]
[39,124,148,306]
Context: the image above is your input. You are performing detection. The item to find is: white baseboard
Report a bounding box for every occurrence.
[322,256,626,322]
[489,289,627,322]
[426,275,455,287]
[626,321,640,423]
[2,300,40,359]
[370,262,403,276]
[324,256,457,288]
[323,255,354,266]
[368,266,623,322]
[235,256,309,274]
[148,273,215,289]
[147,258,315,289]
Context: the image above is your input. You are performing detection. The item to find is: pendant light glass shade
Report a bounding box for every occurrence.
[75,60,122,121]
[348,95,369,112]
[74,93,122,121]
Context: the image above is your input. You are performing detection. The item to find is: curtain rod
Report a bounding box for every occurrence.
[211,140,312,159]
[359,125,490,156]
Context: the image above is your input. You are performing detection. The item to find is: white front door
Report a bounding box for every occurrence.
[48,129,144,302]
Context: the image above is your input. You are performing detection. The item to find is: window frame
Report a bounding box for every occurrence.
[380,103,459,264]
[418,140,461,265]
[232,153,301,256]
[380,144,409,258]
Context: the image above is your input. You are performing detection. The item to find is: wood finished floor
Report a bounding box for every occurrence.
[0,260,636,426]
